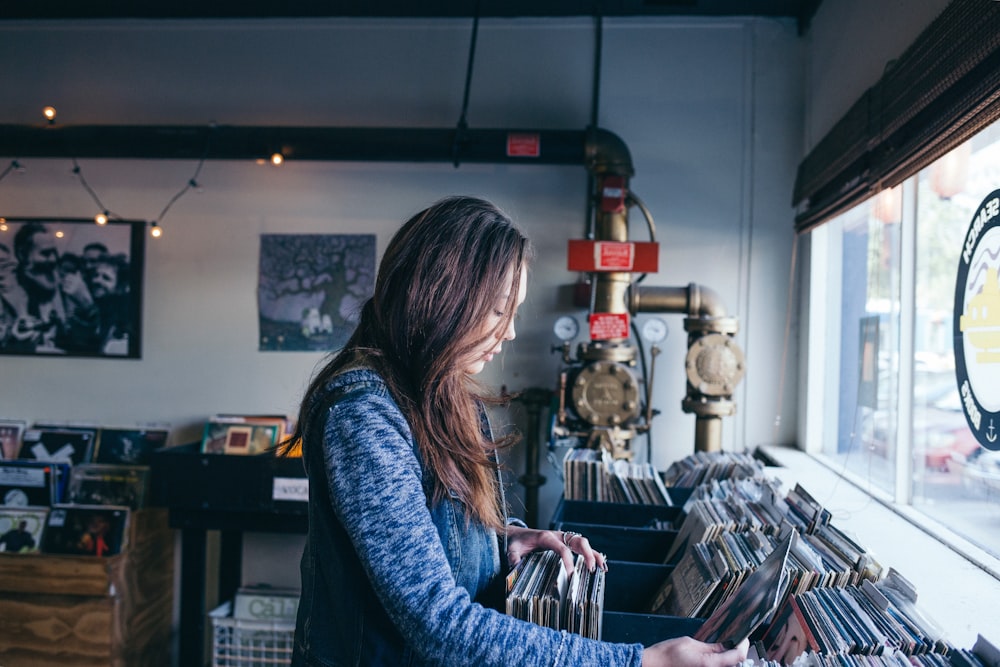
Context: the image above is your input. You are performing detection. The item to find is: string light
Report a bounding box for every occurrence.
[13,119,219,241]
[270,152,284,166]
[0,218,7,232]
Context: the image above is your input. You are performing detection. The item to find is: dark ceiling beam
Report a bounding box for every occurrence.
[0,1,823,33]
[0,124,635,171]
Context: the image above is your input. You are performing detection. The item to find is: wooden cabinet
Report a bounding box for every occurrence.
[0,509,173,667]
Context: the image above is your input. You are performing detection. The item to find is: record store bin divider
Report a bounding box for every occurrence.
[549,488,701,646]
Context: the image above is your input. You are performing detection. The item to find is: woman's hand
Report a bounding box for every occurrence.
[641,636,749,667]
[505,525,607,573]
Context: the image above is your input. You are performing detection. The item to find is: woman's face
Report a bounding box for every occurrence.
[462,265,527,375]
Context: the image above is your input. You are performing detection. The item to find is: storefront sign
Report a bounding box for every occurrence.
[954,189,1000,450]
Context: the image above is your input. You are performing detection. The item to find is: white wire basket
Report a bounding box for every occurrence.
[210,601,295,666]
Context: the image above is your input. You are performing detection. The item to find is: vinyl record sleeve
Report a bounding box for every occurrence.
[0,505,48,553]
[0,419,26,460]
[93,427,168,465]
[20,428,95,465]
[0,460,58,506]
[67,464,149,509]
[41,505,129,557]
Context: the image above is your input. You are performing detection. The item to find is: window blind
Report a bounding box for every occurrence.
[793,0,1000,233]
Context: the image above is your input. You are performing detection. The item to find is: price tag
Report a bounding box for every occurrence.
[272,477,309,502]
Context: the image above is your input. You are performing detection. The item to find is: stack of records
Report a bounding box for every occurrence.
[652,528,789,618]
[750,646,994,667]
[758,569,955,664]
[562,448,672,505]
[661,451,766,488]
[666,478,882,582]
[506,551,606,640]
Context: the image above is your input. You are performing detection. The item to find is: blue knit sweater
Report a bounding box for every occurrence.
[291,366,644,666]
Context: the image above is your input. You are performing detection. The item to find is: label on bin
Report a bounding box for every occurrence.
[273,477,309,502]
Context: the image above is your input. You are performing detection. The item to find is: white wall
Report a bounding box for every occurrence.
[0,16,802,586]
[802,0,951,149]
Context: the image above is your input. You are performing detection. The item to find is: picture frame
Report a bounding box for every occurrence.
[0,217,145,358]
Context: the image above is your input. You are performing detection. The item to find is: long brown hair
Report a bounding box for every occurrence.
[287,196,531,531]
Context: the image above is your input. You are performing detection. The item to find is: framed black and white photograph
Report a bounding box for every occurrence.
[0,218,144,358]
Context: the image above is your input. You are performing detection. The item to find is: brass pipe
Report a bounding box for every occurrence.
[694,416,723,453]
[629,282,728,319]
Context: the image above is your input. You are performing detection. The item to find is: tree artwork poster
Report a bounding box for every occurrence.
[258,234,375,352]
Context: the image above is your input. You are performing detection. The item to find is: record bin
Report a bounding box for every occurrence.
[551,498,684,528]
[600,559,706,645]
[602,611,704,646]
[150,442,307,514]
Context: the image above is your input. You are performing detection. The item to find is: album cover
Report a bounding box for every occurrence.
[40,505,129,557]
[0,459,62,507]
[67,464,149,509]
[0,505,48,553]
[0,419,27,460]
[93,427,169,465]
[693,530,795,649]
[20,427,96,465]
[201,419,281,455]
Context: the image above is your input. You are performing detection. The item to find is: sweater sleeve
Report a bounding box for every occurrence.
[320,389,644,667]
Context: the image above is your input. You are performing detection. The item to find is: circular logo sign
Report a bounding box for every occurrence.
[954,189,1000,450]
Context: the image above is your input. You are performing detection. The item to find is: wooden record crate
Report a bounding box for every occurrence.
[0,508,174,667]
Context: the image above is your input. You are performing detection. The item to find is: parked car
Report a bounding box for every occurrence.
[861,382,982,472]
[952,447,1000,496]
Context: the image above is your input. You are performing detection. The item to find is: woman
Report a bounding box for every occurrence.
[287,196,749,667]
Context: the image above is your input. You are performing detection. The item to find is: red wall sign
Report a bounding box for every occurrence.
[506,133,541,157]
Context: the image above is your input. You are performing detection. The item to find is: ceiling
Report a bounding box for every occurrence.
[0,1,825,34]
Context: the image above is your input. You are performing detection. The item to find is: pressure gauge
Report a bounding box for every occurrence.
[641,317,668,344]
[553,315,580,341]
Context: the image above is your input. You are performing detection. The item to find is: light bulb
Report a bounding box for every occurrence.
[95,212,108,225]
[42,106,57,122]
[150,222,162,238]
[270,152,284,166]
[55,230,65,239]
[0,219,7,232]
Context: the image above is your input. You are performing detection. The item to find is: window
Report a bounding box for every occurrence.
[808,118,1000,563]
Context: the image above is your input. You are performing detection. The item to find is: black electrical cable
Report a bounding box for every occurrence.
[631,319,653,464]
[0,160,20,185]
[154,125,213,225]
[584,12,604,239]
[453,0,481,167]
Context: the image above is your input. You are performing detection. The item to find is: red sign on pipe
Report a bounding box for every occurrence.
[567,240,659,273]
[589,312,630,340]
